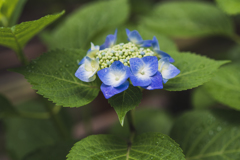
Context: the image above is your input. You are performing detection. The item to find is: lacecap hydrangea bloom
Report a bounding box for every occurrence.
[75,29,180,99]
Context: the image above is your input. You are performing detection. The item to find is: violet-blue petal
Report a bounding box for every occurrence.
[100,81,129,99]
[130,73,151,87]
[75,65,95,82]
[78,57,86,65]
[126,29,143,44]
[143,72,163,90]
[141,56,158,76]
[162,63,180,80]
[169,57,175,63]
[163,78,168,84]
[129,58,145,75]
[138,40,152,47]
[100,29,117,50]
[152,36,160,51]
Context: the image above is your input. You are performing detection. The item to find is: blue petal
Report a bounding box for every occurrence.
[138,40,152,47]
[141,56,158,76]
[78,57,86,65]
[75,65,96,82]
[163,78,168,84]
[129,58,145,75]
[126,29,143,44]
[100,29,117,49]
[161,63,180,80]
[97,61,130,87]
[143,72,163,90]
[169,57,175,63]
[100,81,129,99]
[152,36,160,51]
[130,73,151,87]
[155,50,171,59]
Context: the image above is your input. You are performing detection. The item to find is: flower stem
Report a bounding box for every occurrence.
[18,49,29,66]
[126,110,136,143]
[44,104,69,139]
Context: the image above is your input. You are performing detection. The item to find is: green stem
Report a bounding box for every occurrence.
[126,110,136,143]
[18,49,29,66]
[44,104,69,139]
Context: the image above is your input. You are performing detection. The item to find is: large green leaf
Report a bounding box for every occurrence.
[140,1,234,38]
[110,109,174,138]
[0,0,27,27]
[42,0,130,50]
[215,0,240,15]
[67,133,185,160]
[163,52,229,91]
[191,86,216,110]
[12,49,100,107]
[23,141,75,160]
[0,94,18,118]
[204,63,240,110]
[0,11,64,61]
[108,85,142,126]
[170,109,240,160]
[4,99,64,160]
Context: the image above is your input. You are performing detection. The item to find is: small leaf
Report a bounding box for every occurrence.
[191,86,216,109]
[0,11,64,60]
[204,63,240,110]
[140,1,234,38]
[4,99,65,160]
[170,109,240,160]
[163,52,229,91]
[0,94,18,118]
[108,85,142,126]
[12,49,100,107]
[110,108,174,138]
[23,141,75,160]
[67,133,185,160]
[42,0,130,50]
[215,0,240,15]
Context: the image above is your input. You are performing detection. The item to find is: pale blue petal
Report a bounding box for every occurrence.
[78,57,86,65]
[101,29,118,49]
[162,63,180,80]
[155,50,171,59]
[75,65,95,82]
[130,73,151,87]
[126,28,130,35]
[163,78,168,84]
[152,36,160,51]
[129,58,144,75]
[138,40,152,47]
[98,61,129,87]
[100,81,129,99]
[127,30,143,44]
[143,72,163,90]
[142,56,158,76]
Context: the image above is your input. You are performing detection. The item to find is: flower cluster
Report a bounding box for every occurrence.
[75,29,180,99]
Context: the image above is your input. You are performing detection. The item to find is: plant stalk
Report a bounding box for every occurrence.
[44,104,69,139]
[126,110,136,143]
[18,49,29,66]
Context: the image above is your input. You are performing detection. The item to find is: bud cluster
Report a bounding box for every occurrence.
[95,42,155,69]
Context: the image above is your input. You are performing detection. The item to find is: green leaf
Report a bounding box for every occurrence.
[215,0,240,15]
[170,109,240,160]
[110,109,174,138]
[11,49,100,107]
[163,52,229,91]
[108,85,142,126]
[137,25,178,53]
[0,94,18,118]
[204,63,240,110]
[23,141,75,160]
[4,99,64,160]
[0,11,64,62]
[42,0,130,50]
[8,0,28,26]
[67,133,185,160]
[140,1,234,38]
[191,86,216,109]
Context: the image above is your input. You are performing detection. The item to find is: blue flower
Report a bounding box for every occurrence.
[100,29,118,50]
[158,58,180,83]
[129,56,163,90]
[152,36,174,63]
[79,42,99,65]
[75,57,99,82]
[97,61,131,99]
[126,29,152,47]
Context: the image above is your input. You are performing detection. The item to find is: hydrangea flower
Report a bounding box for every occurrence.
[75,29,180,99]
[152,36,175,63]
